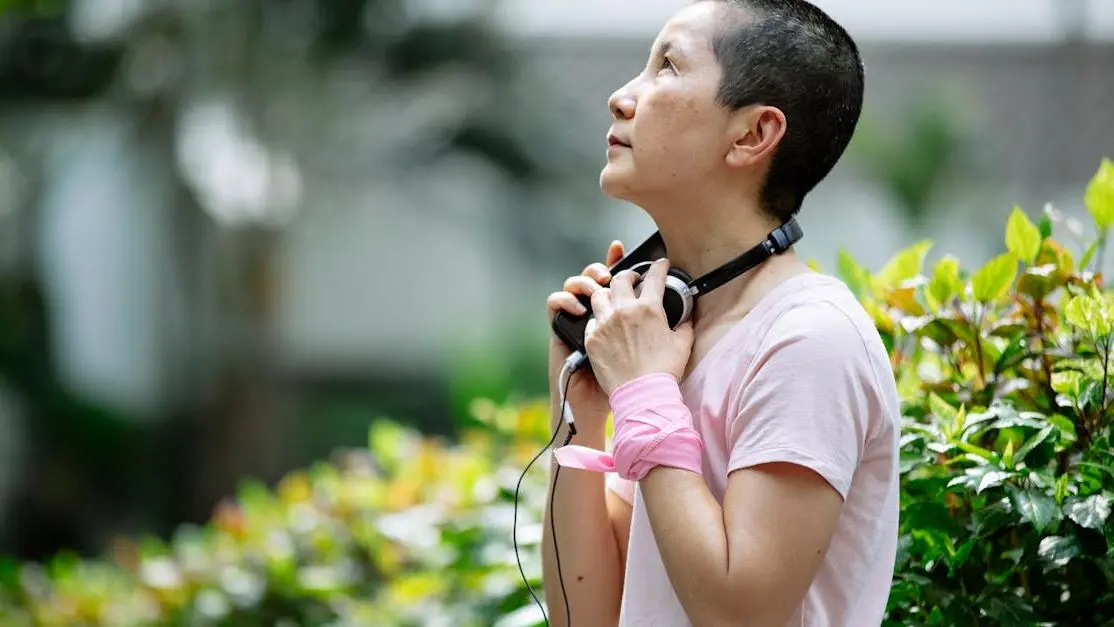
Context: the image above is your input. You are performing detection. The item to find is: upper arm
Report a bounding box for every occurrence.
[720,303,877,621]
[722,462,843,625]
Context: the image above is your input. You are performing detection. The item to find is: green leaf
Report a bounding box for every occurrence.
[1085,157,1114,229]
[1037,535,1082,568]
[1014,425,1055,466]
[1065,493,1112,530]
[994,333,1029,373]
[1053,358,1105,380]
[877,240,933,289]
[836,249,872,299]
[1001,439,1015,469]
[928,392,959,423]
[1064,293,1113,337]
[971,252,1019,303]
[1009,486,1061,532]
[1039,213,1054,239]
[926,255,960,311]
[981,596,1036,624]
[1048,414,1077,446]
[1051,370,1082,398]
[1080,238,1101,271]
[1005,205,1042,264]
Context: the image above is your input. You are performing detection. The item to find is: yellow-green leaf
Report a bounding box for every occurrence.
[837,249,872,299]
[1085,158,1114,229]
[1002,439,1015,469]
[1051,370,1082,397]
[927,255,960,311]
[971,252,1019,303]
[1080,239,1100,271]
[1005,205,1042,264]
[928,392,958,422]
[1064,295,1091,331]
[1064,293,1113,337]
[877,240,933,289]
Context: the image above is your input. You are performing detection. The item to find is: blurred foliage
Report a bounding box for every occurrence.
[0,398,557,627]
[0,158,1112,625]
[851,91,970,228]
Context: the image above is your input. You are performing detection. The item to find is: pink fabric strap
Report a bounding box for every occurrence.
[553,372,704,481]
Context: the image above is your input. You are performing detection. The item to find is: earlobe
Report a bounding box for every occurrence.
[725,106,787,169]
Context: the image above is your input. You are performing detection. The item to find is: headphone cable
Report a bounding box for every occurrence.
[513,354,580,627]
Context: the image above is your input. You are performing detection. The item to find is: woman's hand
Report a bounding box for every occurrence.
[547,240,625,434]
[584,259,695,396]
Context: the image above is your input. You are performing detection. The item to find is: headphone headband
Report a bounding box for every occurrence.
[687,217,803,296]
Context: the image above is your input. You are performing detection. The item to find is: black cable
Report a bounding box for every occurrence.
[513,366,577,627]
[552,424,576,627]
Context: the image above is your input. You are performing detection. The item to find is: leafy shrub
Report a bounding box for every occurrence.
[860,157,1114,625]
[0,158,1112,626]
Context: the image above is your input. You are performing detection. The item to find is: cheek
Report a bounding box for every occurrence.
[635,97,721,169]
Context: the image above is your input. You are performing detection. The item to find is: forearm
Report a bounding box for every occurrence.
[542,420,624,627]
[604,374,746,626]
[640,468,737,626]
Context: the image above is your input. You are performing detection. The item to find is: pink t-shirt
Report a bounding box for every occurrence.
[606,272,900,626]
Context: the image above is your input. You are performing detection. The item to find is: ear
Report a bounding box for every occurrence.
[725,105,787,169]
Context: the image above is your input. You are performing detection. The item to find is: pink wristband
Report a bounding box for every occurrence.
[553,372,704,481]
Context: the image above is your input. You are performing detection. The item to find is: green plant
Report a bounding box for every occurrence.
[840,157,1114,625]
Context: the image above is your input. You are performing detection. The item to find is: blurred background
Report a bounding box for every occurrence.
[0,0,1111,567]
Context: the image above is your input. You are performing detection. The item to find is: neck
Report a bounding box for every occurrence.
[642,194,807,325]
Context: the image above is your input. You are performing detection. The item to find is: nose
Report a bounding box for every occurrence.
[608,83,636,120]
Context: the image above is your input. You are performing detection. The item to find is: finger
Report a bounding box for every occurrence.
[590,287,614,321]
[547,291,589,319]
[563,275,606,298]
[609,269,639,306]
[581,262,612,286]
[605,240,625,267]
[638,258,669,303]
[584,317,599,343]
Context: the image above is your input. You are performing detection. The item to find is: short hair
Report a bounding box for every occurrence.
[705,0,864,222]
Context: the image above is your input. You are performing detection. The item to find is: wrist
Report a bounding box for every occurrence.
[608,372,684,418]
[607,373,703,481]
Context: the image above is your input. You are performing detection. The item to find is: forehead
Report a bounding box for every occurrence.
[653,2,725,54]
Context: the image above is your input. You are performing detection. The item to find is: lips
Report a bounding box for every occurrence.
[607,133,631,148]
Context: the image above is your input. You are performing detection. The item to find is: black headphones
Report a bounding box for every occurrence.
[556,216,804,374]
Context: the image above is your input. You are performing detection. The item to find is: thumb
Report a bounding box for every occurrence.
[673,319,695,344]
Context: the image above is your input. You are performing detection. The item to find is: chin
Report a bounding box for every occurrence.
[599,166,639,201]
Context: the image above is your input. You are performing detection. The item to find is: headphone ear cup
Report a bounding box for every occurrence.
[662,269,695,329]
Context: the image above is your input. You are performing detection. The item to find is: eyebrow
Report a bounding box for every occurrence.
[657,39,686,64]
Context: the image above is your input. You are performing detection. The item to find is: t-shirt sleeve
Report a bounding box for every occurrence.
[726,303,875,500]
[607,474,637,505]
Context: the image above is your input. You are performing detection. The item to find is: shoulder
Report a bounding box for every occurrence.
[757,274,882,363]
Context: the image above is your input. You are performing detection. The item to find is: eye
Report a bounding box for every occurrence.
[659,56,677,74]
